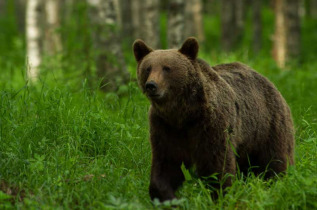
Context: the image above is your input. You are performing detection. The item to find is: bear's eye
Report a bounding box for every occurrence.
[163,66,171,72]
[146,66,151,73]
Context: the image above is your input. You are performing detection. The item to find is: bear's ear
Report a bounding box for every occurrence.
[178,37,199,60]
[133,39,153,63]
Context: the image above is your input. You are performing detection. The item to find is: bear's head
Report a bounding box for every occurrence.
[133,37,199,104]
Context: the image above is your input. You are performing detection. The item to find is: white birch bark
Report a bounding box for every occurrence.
[131,0,141,39]
[273,0,286,68]
[168,0,185,48]
[44,0,62,54]
[185,0,204,42]
[26,0,43,81]
[87,0,128,91]
[141,0,160,48]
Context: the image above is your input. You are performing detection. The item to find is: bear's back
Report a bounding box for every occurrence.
[205,61,293,151]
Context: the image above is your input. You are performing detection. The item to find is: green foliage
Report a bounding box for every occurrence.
[0,2,317,209]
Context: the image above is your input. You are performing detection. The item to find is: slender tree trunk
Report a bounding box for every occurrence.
[44,0,62,55]
[252,0,262,54]
[273,0,301,68]
[285,0,301,59]
[185,0,204,42]
[140,0,160,48]
[131,0,160,48]
[131,0,141,39]
[87,0,128,91]
[273,0,286,68]
[168,0,185,48]
[26,0,43,81]
[120,0,133,42]
[14,0,26,33]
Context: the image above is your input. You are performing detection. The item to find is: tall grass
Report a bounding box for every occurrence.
[1,55,317,209]
[0,2,317,209]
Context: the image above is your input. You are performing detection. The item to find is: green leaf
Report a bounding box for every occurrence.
[181,162,192,181]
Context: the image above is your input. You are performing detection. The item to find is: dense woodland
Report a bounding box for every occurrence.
[0,0,317,209]
[0,0,315,89]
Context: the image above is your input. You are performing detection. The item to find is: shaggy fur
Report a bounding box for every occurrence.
[133,37,295,202]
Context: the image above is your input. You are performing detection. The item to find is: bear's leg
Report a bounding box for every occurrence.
[149,160,185,202]
[258,147,292,179]
[260,111,295,178]
[256,136,294,178]
[195,142,236,198]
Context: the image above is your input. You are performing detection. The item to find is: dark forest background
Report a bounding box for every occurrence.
[0,0,316,90]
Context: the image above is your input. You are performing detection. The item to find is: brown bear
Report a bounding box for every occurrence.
[133,37,295,202]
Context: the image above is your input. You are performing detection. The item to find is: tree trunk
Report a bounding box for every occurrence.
[131,0,141,39]
[15,0,26,33]
[185,0,204,42]
[273,0,301,68]
[87,0,128,92]
[120,0,133,42]
[44,0,62,55]
[221,0,245,52]
[140,0,160,48]
[285,0,301,59]
[26,0,44,81]
[131,0,160,48]
[168,0,185,48]
[252,0,262,54]
[273,0,286,68]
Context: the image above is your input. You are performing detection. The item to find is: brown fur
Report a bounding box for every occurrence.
[133,37,295,202]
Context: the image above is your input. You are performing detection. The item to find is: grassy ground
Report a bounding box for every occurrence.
[1,6,317,210]
[1,54,317,209]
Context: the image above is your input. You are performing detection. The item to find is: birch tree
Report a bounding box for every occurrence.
[87,0,128,91]
[120,0,133,42]
[185,0,204,42]
[168,0,185,48]
[131,0,141,39]
[273,0,301,68]
[26,0,44,81]
[140,0,160,48]
[273,0,286,68]
[44,0,62,55]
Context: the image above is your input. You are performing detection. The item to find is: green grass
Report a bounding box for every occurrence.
[0,54,317,209]
[1,3,317,209]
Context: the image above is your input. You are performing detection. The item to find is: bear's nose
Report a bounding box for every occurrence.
[145,81,158,93]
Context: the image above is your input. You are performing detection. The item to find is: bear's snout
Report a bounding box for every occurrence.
[145,81,158,95]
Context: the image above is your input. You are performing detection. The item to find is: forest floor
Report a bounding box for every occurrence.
[0,52,317,209]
